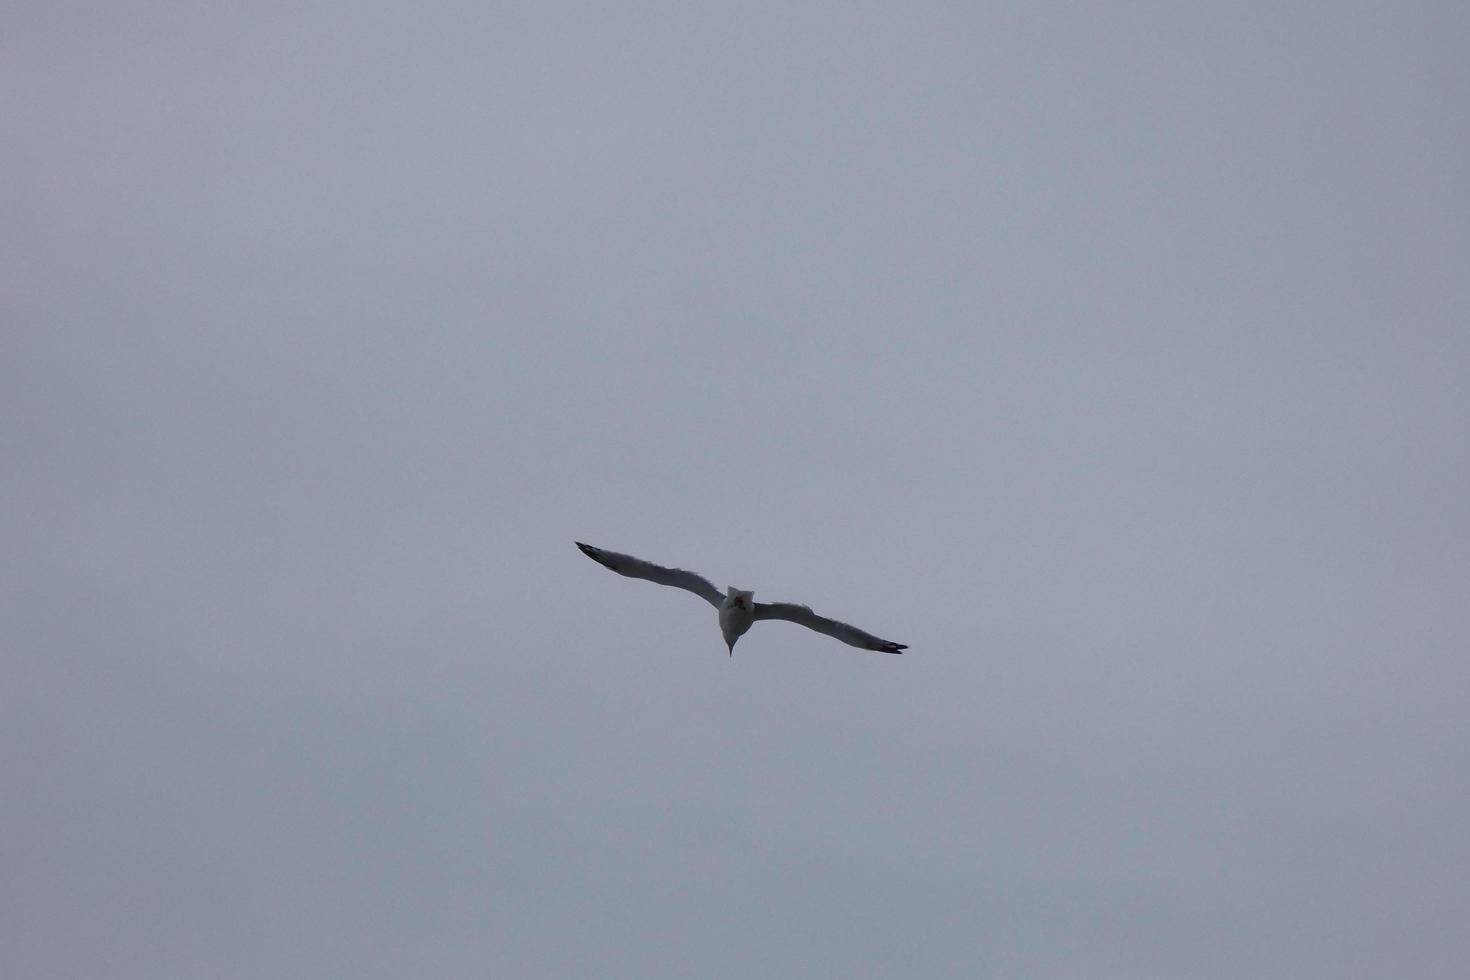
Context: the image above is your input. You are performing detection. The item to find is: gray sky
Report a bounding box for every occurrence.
[4,3,1468,977]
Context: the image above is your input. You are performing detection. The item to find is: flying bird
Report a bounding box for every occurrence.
[575,542,907,655]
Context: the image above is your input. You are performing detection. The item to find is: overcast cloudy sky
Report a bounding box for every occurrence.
[4,3,1468,978]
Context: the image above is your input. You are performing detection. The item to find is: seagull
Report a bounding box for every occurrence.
[575,541,908,655]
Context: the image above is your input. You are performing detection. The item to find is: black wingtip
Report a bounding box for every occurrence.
[885,643,908,654]
[577,542,613,568]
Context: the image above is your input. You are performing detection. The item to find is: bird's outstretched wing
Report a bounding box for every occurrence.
[752,602,907,654]
[575,542,724,608]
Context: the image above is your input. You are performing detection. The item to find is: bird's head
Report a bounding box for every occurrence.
[725,586,755,611]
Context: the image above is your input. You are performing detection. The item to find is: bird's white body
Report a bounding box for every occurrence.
[719,588,756,654]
